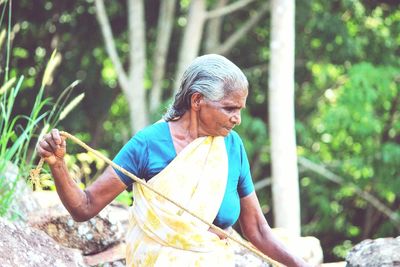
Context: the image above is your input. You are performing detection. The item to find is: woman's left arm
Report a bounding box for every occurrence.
[238,192,312,267]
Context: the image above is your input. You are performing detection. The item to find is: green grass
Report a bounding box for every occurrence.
[0,74,49,216]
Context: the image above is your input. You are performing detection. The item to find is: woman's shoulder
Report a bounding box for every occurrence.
[224,130,246,152]
[225,130,243,144]
[133,120,169,139]
[126,121,170,148]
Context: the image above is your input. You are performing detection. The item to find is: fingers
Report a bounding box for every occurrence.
[51,129,63,146]
[36,129,66,158]
[36,141,53,158]
[45,134,59,150]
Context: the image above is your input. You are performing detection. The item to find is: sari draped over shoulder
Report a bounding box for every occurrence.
[126,136,235,266]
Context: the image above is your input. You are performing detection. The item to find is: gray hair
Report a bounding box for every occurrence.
[163,54,248,121]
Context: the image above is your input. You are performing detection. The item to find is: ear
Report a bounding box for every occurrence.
[190,92,203,111]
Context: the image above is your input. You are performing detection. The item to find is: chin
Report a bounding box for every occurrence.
[209,131,228,137]
[220,129,232,136]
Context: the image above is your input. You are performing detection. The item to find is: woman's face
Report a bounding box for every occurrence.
[198,89,248,136]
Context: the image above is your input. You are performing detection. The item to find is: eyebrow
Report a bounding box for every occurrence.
[223,103,246,109]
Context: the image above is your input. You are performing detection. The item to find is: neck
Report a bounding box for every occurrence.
[169,112,205,154]
[171,113,196,140]
[171,109,210,138]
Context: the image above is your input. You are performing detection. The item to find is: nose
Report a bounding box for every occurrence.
[230,111,241,125]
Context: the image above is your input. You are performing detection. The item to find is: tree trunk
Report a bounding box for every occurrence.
[173,0,206,94]
[268,0,301,236]
[127,0,148,133]
[94,0,148,134]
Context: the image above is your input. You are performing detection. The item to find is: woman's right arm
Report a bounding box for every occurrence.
[36,129,127,222]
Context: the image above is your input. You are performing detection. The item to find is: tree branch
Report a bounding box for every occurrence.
[381,89,400,143]
[150,0,176,113]
[94,0,129,89]
[254,177,272,191]
[206,0,256,19]
[204,0,227,53]
[173,0,206,94]
[298,157,400,230]
[213,2,270,55]
[242,63,269,74]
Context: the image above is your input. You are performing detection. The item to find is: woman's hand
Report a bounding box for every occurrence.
[239,192,312,267]
[36,129,66,166]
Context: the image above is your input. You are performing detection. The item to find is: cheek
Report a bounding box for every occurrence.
[219,111,231,121]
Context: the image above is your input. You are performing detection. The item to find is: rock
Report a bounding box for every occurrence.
[321,263,346,267]
[83,242,126,266]
[0,217,86,267]
[31,191,69,211]
[229,230,271,267]
[345,237,400,267]
[1,161,41,221]
[29,206,124,255]
[271,228,324,266]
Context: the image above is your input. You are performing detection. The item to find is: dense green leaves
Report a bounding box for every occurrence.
[298,61,399,261]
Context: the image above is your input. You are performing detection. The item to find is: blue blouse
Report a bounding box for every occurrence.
[112,121,254,228]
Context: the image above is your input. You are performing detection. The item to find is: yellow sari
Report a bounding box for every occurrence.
[125,136,234,266]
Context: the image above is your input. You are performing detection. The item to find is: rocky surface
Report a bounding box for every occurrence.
[271,228,324,266]
[2,188,324,266]
[29,205,124,255]
[83,243,126,266]
[346,237,400,267]
[231,230,271,267]
[0,217,85,267]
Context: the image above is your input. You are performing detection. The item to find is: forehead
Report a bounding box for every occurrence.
[220,89,248,104]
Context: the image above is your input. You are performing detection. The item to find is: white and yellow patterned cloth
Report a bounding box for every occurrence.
[126,136,234,266]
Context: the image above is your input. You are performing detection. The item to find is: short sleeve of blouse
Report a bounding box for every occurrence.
[236,135,255,198]
[112,131,148,186]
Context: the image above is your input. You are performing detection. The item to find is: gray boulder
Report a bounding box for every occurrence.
[346,237,400,267]
[1,161,41,221]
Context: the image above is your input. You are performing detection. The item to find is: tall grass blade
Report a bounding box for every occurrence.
[41,49,61,87]
[46,80,80,127]
[35,123,50,148]
[0,28,6,51]
[4,0,11,81]
[0,1,8,32]
[59,93,85,121]
[0,76,15,95]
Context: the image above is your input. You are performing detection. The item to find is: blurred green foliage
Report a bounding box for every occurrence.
[4,0,400,262]
[298,62,400,258]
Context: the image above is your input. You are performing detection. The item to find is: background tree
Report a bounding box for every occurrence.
[268,0,300,236]
[93,0,268,133]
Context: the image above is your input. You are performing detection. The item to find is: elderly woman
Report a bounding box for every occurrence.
[37,54,309,267]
